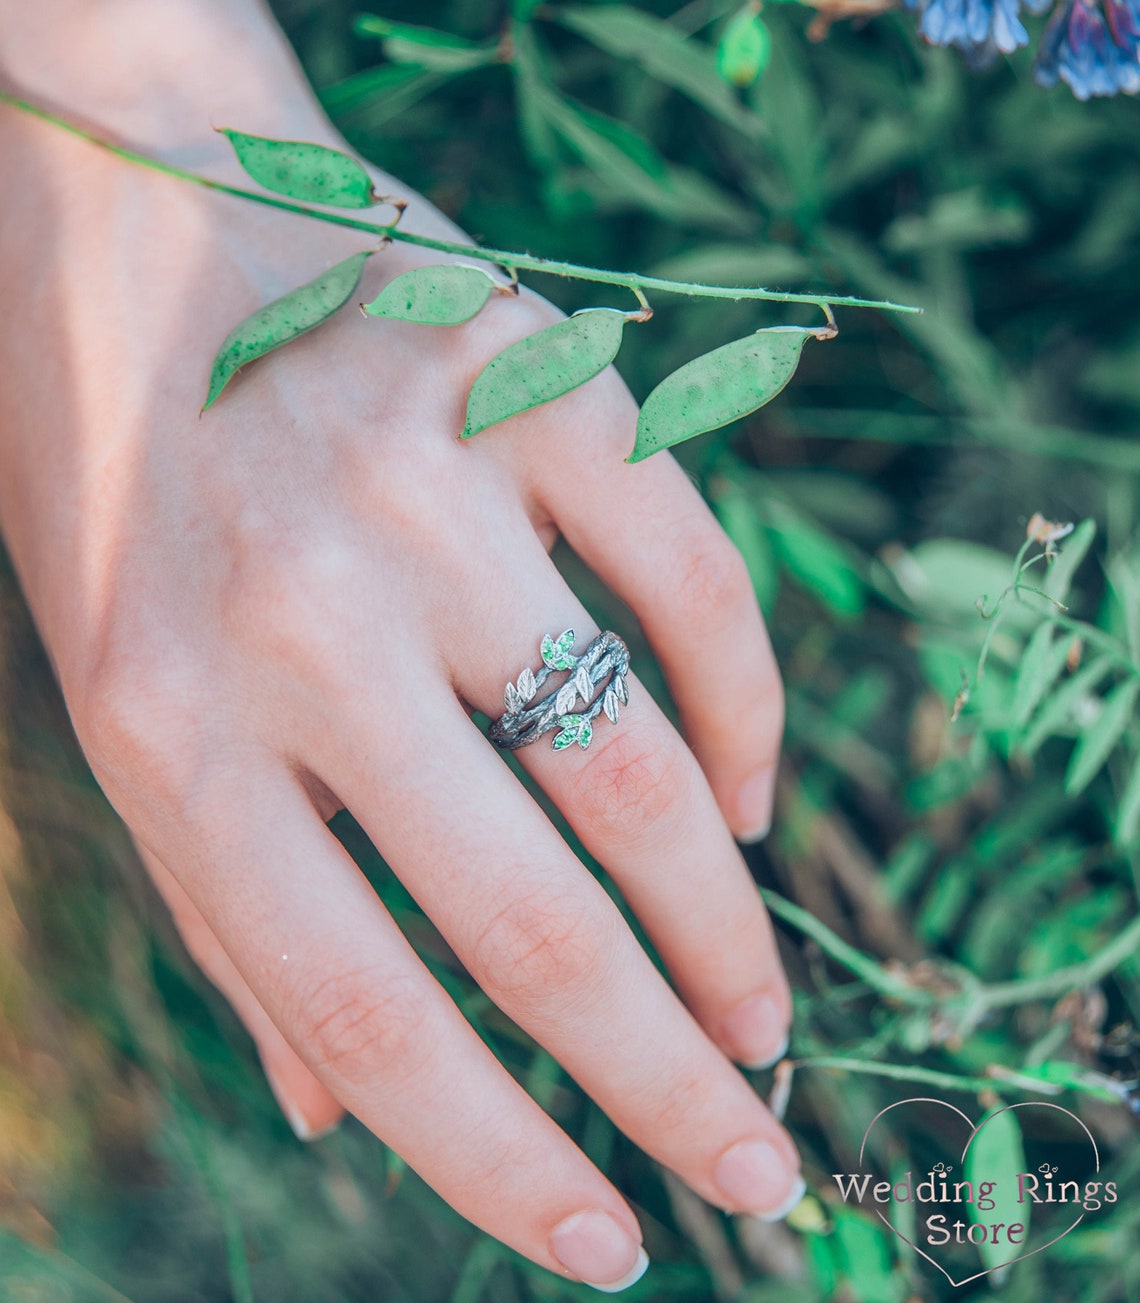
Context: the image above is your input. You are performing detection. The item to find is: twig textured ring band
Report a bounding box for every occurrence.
[489,629,631,752]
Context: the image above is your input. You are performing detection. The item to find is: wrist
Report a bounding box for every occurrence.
[0,0,332,163]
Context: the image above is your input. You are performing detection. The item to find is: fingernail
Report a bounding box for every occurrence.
[723,993,790,1069]
[713,1139,802,1219]
[549,1210,648,1293]
[735,767,776,843]
[264,1064,340,1143]
[749,1175,807,1224]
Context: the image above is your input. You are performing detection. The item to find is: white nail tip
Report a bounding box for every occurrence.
[742,1030,790,1071]
[282,1098,340,1142]
[587,1246,650,1293]
[736,821,772,845]
[751,1175,807,1224]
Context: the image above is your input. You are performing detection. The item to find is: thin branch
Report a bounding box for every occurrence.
[0,90,921,316]
[761,886,1140,1024]
[977,911,1140,1010]
[759,888,930,1004]
[792,1056,1069,1097]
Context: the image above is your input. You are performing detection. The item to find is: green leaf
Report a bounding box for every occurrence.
[1011,621,1068,727]
[716,9,772,88]
[203,251,371,410]
[1064,677,1140,796]
[220,129,378,208]
[710,481,778,616]
[896,539,1037,626]
[555,5,763,136]
[552,728,578,750]
[766,499,864,617]
[521,76,670,187]
[965,1108,1028,1277]
[320,62,430,116]
[462,309,628,438]
[1020,654,1114,757]
[629,327,819,462]
[363,264,497,325]
[1045,518,1096,603]
[354,15,499,71]
[1115,751,1140,847]
[577,718,594,750]
[511,60,750,232]
[832,1210,895,1303]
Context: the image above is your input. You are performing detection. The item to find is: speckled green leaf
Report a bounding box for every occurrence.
[203,251,371,410]
[628,327,817,462]
[462,309,628,438]
[221,128,379,208]
[363,264,496,325]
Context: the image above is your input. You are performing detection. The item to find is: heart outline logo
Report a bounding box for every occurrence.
[854,1097,1100,1287]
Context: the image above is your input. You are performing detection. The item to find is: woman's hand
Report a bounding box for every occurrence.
[0,1,797,1289]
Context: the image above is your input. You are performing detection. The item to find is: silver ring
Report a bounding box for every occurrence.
[489,629,630,752]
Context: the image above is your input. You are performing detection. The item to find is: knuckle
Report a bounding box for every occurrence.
[294,964,434,1083]
[221,508,353,668]
[74,650,210,815]
[470,884,621,1019]
[338,438,459,547]
[636,1065,709,1140]
[571,724,696,843]
[674,527,756,627]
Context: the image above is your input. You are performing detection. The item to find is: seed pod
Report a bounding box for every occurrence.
[220,128,380,208]
[628,326,821,463]
[363,264,498,325]
[462,309,629,438]
[203,251,371,410]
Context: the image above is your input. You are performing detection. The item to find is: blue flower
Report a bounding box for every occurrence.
[905,0,1052,54]
[1034,0,1140,96]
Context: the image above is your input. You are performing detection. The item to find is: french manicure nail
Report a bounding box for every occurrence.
[549,1210,648,1293]
[264,1063,340,1142]
[750,1175,807,1224]
[722,993,790,1069]
[735,767,776,843]
[713,1139,802,1219]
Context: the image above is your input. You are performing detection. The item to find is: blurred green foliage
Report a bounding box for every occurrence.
[2,1,1139,1300]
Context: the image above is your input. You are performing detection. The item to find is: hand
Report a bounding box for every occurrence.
[0,2,797,1290]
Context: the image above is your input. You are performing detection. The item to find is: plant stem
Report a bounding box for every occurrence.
[792,1055,1065,1097]
[0,90,921,316]
[977,910,1140,1010]
[762,886,1140,1022]
[759,888,931,1004]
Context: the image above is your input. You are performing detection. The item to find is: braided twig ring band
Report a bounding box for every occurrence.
[489,629,631,752]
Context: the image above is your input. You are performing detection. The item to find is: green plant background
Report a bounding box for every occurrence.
[2,1,1139,1300]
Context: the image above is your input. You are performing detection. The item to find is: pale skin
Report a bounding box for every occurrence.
[0,0,801,1291]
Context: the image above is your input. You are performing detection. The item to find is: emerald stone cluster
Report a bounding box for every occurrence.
[489,629,631,752]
